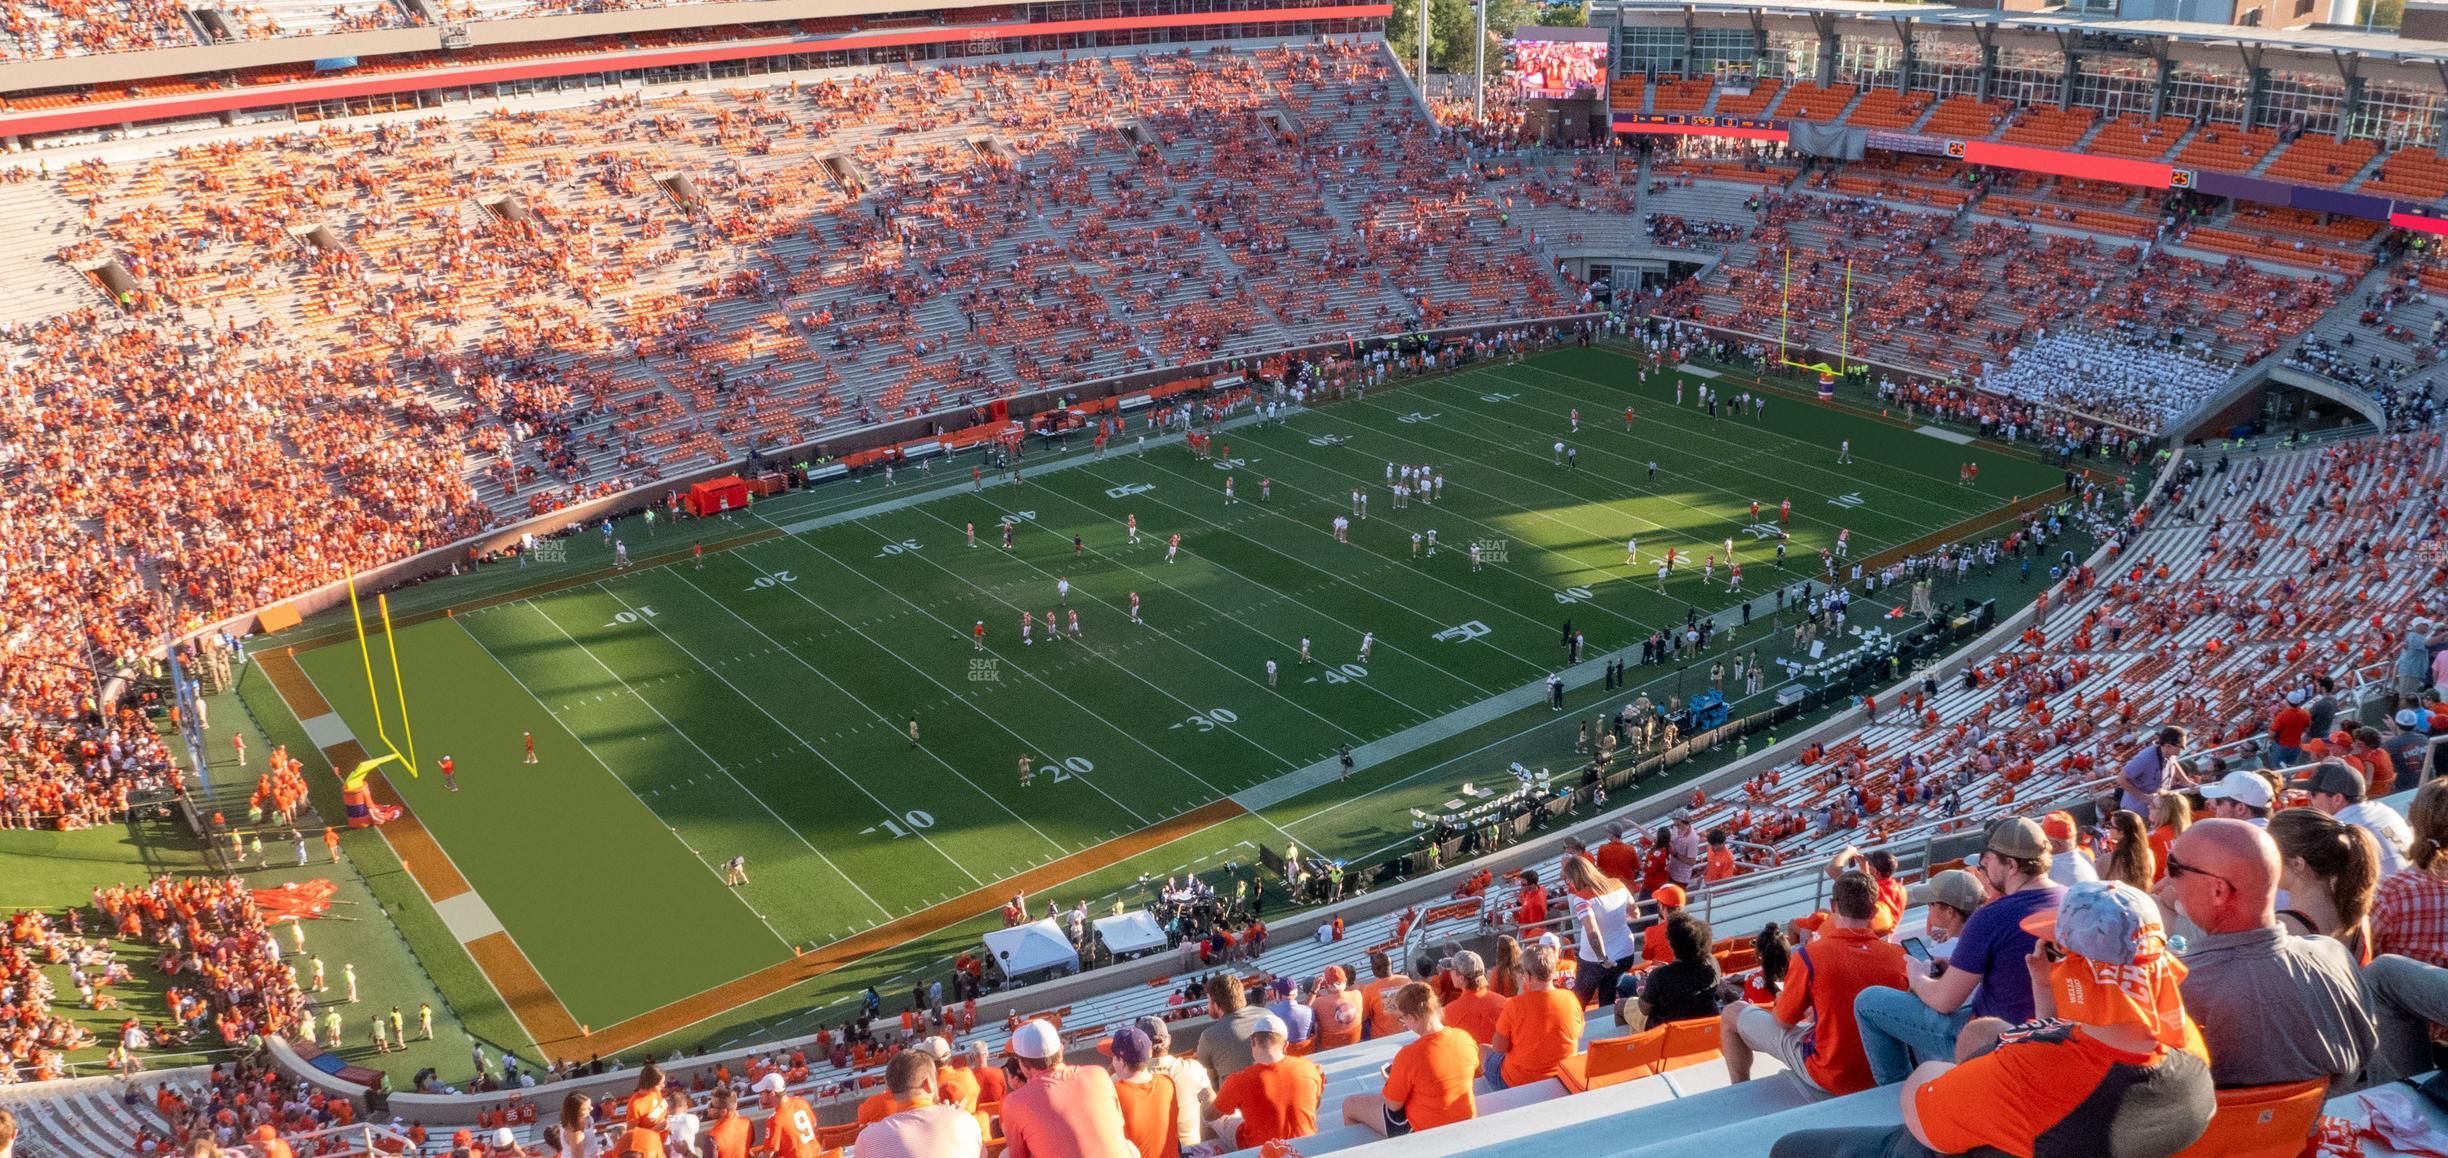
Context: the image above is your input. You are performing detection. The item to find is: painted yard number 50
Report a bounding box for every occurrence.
[865,810,937,839]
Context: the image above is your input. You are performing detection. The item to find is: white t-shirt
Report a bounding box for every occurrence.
[2048,849,2100,887]
[853,1104,983,1158]
[1570,887,1636,964]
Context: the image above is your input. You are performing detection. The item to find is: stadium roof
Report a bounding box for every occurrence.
[1606,0,2448,67]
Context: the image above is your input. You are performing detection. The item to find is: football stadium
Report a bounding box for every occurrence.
[3,0,2448,1151]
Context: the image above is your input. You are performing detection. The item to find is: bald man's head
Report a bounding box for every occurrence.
[2166,818,2280,934]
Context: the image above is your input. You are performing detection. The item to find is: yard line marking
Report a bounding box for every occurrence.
[1126,449,1652,646]
[588,581,989,888]
[450,613,812,943]
[896,502,1448,721]
[752,514,1310,852]
[1489,361,1989,520]
[662,559,1094,841]
[511,599,893,922]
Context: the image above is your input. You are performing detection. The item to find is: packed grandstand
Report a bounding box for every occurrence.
[3,0,2448,1154]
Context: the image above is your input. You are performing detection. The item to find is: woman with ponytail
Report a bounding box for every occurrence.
[2373,780,2448,967]
[2269,808,2379,964]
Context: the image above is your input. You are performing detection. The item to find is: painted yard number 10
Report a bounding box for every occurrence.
[865,810,937,839]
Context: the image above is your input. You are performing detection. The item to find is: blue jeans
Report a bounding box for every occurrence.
[1852,986,1974,1086]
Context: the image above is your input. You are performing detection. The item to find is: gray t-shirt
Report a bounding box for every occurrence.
[2179,924,2374,1090]
[1195,1005,1273,1085]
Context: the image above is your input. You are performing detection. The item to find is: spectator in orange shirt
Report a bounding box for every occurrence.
[1358,950,1410,1039]
[1721,872,1910,1097]
[967,1042,1010,1108]
[1641,883,1688,964]
[625,1063,670,1138]
[701,1088,751,1158]
[1307,965,1365,1049]
[1204,1012,1322,1150]
[751,1074,818,1158]
[1341,982,1479,1136]
[1001,1019,1132,1158]
[1487,948,1581,1088]
[1440,950,1509,1045]
[1595,822,1641,885]
[1514,869,1550,932]
[252,1125,294,1158]
[1101,1026,1179,1158]
[1704,827,1739,883]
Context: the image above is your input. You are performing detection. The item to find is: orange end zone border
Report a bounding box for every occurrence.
[257,646,1248,1061]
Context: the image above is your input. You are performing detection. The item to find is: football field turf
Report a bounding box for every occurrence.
[269,345,2067,1055]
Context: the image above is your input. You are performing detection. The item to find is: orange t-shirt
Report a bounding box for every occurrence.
[1211,1057,1324,1149]
[1443,988,1510,1046]
[1359,976,1409,1039]
[612,1128,663,1158]
[761,1096,819,1158]
[1310,989,1364,1049]
[937,1063,981,1112]
[1383,1027,1479,1132]
[706,1117,751,1158]
[1493,987,1584,1087]
[1111,1072,1180,1158]
[625,1091,668,1135]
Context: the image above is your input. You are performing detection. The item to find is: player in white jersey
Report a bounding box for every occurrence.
[1299,637,1311,665]
[1358,631,1374,661]
[1626,536,1639,566]
[1265,659,1278,687]
[1656,559,1670,591]
[1425,529,1438,556]
[1837,439,1853,464]
[1410,531,1422,557]
[1470,543,1482,572]
[1021,612,1034,646]
[1057,575,1071,604]
[1433,475,1444,502]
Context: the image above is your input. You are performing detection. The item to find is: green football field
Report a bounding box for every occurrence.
[279,345,2065,1049]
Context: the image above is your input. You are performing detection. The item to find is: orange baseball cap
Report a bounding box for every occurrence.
[1653,884,1687,908]
[2040,812,2078,841]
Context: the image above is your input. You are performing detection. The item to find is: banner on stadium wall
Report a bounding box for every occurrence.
[1786,121,1865,161]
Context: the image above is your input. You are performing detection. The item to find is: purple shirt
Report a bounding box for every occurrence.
[1954,884,2065,1023]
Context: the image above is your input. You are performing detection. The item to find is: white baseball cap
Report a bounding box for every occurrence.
[1008,1018,1064,1060]
[751,1072,788,1094]
[918,1035,952,1060]
[1535,932,1564,954]
[492,1129,516,1150]
[1249,1011,1290,1039]
[2199,770,2275,810]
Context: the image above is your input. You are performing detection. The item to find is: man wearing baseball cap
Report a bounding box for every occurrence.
[1640,883,1688,964]
[1853,817,2063,1086]
[2385,708,2432,786]
[1904,868,1987,952]
[1205,1010,1322,1150]
[1126,1015,1208,1152]
[2271,688,2314,765]
[1101,1026,1178,1158]
[2041,812,2098,886]
[853,1049,983,1158]
[2296,759,2413,876]
[1309,965,1365,1050]
[1000,1017,1132,1158]
[2198,769,2275,825]
[750,1073,817,1158]
[1773,881,2214,1158]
